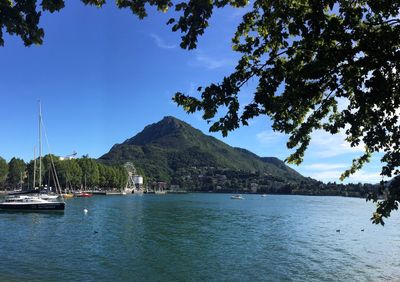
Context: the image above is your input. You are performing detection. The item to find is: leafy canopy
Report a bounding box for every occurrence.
[22,154,127,190]
[7,157,26,187]
[2,0,400,224]
[0,157,8,185]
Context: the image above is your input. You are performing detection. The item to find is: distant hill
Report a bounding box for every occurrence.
[99,116,310,191]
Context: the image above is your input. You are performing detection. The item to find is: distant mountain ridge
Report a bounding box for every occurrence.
[99,116,307,190]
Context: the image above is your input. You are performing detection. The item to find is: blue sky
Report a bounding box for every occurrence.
[0,2,384,183]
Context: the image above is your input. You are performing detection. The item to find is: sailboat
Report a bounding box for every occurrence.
[0,102,65,211]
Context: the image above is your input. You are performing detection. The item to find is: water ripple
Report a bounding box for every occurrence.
[0,194,399,281]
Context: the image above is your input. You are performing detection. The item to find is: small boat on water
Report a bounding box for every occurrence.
[0,195,65,211]
[74,174,95,197]
[231,194,244,200]
[62,193,74,199]
[261,194,267,197]
[75,192,93,198]
[133,189,144,195]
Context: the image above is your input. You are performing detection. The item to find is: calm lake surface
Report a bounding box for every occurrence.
[0,194,399,281]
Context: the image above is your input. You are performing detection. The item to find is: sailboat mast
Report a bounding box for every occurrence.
[38,101,42,188]
[33,146,36,189]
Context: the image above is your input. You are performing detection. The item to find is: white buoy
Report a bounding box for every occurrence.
[84,208,88,214]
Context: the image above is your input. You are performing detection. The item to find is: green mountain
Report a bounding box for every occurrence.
[99,116,308,191]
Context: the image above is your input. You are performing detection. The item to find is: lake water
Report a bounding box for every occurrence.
[0,194,399,281]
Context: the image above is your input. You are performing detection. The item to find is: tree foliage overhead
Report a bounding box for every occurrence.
[2,0,400,224]
[0,0,248,47]
[173,1,399,225]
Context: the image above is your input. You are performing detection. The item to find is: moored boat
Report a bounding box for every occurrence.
[231,194,244,200]
[133,189,144,195]
[75,192,93,198]
[0,102,66,212]
[62,193,74,199]
[0,195,65,211]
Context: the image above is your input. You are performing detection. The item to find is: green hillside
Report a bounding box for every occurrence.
[99,116,308,191]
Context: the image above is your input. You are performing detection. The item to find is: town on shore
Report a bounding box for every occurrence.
[0,117,385,198]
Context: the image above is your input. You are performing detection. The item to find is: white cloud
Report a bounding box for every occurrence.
[256,128,365,159]
[348,170,383,183]
[305,169,383,184]
[306,170,344,182]
[188,82,196,96]
[188,50,235,70]
[302,163,348,171]
[299,161,385,183]
[256,128,364,158]
[149,34,177,49]
[229,8,252,20]
[256,130,287,144]
[227,1,252,20]
[309,130,365,158]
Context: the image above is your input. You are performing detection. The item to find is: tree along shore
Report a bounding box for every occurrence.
[0,155,382,198]
[0,155,127,192]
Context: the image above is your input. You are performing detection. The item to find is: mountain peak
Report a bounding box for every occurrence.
[123,116,196,146]
[161,116,180,121]
[100,116,306,185]
[159,116,187,129]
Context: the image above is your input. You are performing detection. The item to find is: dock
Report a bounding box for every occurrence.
[91,191,107,195]
[106,191,126,195]
[167,190,188,194]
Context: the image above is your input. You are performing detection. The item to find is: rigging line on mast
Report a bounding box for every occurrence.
[33,146,36,190]
[40,110,64,200]
[38,101,42,188]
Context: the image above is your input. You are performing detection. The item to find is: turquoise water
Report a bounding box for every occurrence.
[0,194,399,281]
